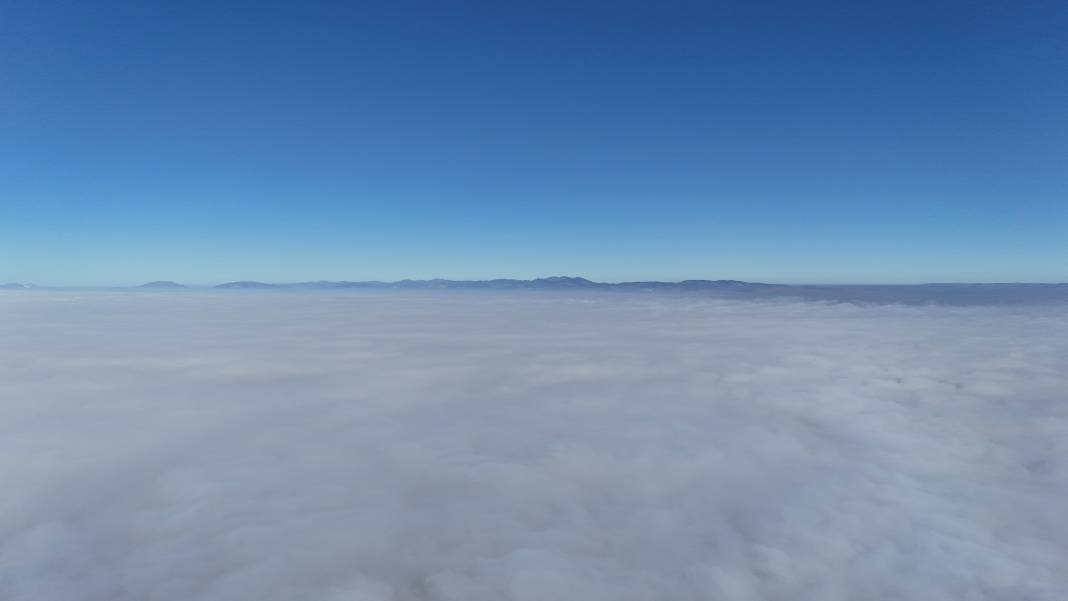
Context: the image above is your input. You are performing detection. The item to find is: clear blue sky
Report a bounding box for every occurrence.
[2,0,1065,285]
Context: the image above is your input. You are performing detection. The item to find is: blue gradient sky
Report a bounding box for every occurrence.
[2,0,1065,286]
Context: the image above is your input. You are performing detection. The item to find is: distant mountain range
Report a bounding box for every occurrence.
[208,276,773,291]
[3,278,1067,305]
[188,277,1068,304]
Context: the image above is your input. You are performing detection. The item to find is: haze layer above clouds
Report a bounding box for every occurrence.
[2,292,1066,600]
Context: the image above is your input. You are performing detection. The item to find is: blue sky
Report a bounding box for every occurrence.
[1,0,1065,285]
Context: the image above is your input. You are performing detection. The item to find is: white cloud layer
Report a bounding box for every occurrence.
[1,292,1066,600]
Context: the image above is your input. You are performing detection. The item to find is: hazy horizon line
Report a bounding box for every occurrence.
[4,276,1068,289]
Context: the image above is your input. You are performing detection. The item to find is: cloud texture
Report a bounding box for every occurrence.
[1,292,1066,600]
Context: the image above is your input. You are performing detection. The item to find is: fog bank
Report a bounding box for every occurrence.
[2,292,1066,600]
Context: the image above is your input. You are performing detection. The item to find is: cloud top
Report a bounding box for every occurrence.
[2,292,1066,600]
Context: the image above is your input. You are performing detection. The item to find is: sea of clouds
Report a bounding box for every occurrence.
[1,291,1066,600]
